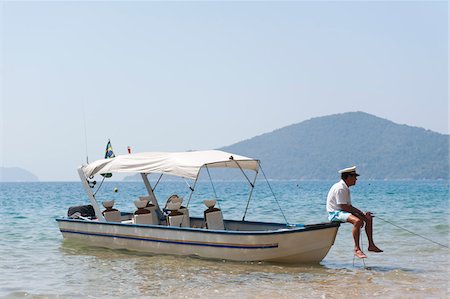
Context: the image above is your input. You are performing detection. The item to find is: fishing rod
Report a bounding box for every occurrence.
[375,215,449,250]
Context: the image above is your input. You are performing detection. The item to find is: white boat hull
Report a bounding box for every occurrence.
[57,218,339,264]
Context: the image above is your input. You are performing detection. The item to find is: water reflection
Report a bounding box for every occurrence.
[58,239,439,298]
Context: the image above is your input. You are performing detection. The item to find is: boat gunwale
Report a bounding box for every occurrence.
[56,217,340,236]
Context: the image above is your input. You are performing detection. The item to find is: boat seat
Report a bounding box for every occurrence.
[205,210,224,230]
[102,200,121,222]
[139,195,152,202]
[164,194,182,210]
[103,210,121,222]
[144,205,160,225]
[179,207,190,227]
[137,197,160,224]
[165,195,190,227]
[203,199,224,230]
[132,199,155,225]
[166,201,188,227]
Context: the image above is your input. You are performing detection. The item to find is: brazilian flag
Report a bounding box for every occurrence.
[105,140,116,159]
[102,140,115,178]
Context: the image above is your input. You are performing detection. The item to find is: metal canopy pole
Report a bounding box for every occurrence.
[205,165,221,209]
[232,159,257,188]
[78,167,105,221]
[176,176,198,227]
[242,168,259,221]
[141,173,162,213]
[184,174,199,210]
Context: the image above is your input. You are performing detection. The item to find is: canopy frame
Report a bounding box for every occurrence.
[78,167,105,221]
[81,150,260,180]
[78,150,268,222]
[241,166,259,221]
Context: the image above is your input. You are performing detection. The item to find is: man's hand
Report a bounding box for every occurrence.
[357,213,366,227]
[359,212,374,225]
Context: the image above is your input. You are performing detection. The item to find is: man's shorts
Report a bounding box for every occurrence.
[328,211,351,222]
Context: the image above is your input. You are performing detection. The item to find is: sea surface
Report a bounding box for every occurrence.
[0,179,449,298]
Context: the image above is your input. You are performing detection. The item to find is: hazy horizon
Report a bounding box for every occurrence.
[1,110,448,182]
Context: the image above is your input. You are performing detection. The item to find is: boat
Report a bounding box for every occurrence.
[56,150,339,263]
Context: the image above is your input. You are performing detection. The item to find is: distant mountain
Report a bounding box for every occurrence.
[0,167,39,182]
[220,112,449,180]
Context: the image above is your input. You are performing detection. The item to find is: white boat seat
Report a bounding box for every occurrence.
[203,199,224,230]
[102,200,121,222]
[137,196,161,224]
[164,195,189,227]
[139,196,152,202]
[167,194,182,203]
[204,210,224,230]
[164,194,182,210]
[103,210,121,222]
[166,201,188,227]
[132,199,152,224]
[179,207,190,227]
[145,205,160,224]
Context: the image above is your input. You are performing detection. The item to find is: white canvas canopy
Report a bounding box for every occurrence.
[82,150,259,180]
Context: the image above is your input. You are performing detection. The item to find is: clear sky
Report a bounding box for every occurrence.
[0,1,448,181]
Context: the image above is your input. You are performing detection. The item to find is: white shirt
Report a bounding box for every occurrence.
[326,179,351,212]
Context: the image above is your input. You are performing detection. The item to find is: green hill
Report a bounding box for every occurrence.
[0,167,39,182]
[220,112,449,180]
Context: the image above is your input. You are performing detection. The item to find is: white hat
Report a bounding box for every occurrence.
[338,166,360,176]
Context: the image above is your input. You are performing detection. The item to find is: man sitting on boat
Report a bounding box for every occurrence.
[326,166,383,259]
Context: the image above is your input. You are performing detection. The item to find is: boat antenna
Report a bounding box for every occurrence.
[81,99,89,164]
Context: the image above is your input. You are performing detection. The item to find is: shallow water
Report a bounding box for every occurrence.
[0,180,449,298]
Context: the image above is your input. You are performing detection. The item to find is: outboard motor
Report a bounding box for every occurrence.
[67,205,96,219]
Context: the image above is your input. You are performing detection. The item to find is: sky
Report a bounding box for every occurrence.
[0,1,448,181]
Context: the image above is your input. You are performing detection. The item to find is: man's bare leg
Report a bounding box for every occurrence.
[347,215,367,258]
[364,212,383,252]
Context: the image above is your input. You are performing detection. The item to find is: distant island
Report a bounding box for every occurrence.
[0,167,39,182]
[125,111,448,181]
[220,112,449,180]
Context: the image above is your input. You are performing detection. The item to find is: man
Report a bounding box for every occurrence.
[327,166,383,258]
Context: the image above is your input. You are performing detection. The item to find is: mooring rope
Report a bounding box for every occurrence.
[376,215,449,250]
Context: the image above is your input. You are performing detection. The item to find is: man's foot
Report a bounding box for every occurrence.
[368,246,383,253]
[354,249,367,259]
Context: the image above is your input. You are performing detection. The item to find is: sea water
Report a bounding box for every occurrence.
[0,180,448,298]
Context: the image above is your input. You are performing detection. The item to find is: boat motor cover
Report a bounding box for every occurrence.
[68,205,96,218]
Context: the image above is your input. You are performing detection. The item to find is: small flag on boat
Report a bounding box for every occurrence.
[102,140,115,178]
[105,140,116,159]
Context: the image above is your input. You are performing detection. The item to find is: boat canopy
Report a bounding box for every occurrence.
[82,150,260,180]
